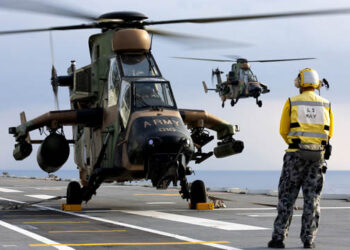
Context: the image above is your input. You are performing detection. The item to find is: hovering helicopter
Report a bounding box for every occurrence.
[175,56,315,108]
[2,2,349,208]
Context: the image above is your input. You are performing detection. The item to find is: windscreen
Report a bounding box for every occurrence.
[240,69,258,83]
[134,82,175,109]
[120,53,160,77]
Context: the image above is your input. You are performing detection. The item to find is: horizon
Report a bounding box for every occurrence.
[1,0,349,173]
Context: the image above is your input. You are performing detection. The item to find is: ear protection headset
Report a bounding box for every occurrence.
[294,68,321,89]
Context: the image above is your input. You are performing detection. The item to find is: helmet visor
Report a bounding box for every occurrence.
[302,70,319,85]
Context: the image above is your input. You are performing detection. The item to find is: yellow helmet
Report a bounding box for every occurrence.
[294,68,321,89]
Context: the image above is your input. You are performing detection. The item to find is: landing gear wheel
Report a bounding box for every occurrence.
[257,100,262,107]
[221,102,225,108]
[66,181,82,204]
[230,100,235,107]
[190,180,207,209]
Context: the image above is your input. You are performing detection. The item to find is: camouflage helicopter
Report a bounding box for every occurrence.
[2,2,349,208]
[175,56,315,108]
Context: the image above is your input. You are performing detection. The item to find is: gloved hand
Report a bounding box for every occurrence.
[324,144,332,160]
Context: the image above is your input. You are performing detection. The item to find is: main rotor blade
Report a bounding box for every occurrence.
[0,0,97,20]
[0,23,99,35]
[147,28,249,49]
[172,56,233,62]
[248,57,316,63]
[145,8,350,25]
[174,56,316,63]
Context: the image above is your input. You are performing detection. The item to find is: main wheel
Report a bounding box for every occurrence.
[257,100,262,107]
[66,181,82,204]
[190,180,207,209]
[230,99,235,107]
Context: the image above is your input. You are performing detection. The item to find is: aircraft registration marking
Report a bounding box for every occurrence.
[0,220,73,250]
[121,210,268,231]
[30,241,230,247]
[0,188,22,193]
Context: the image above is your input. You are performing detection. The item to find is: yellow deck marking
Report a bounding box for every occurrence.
[6,214,64,217]
[134,192,231,196]
[49,230,126,233]
[24,221,90,224]
[30,241,230,247]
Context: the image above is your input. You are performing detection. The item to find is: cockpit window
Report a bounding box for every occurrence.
[107,58,121,107]
[119,81,131,128]
[134,83,175,109]
[239,69,257,83]
[120,53,160,77]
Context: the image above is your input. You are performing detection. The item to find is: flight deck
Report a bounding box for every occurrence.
[0,176,349,250]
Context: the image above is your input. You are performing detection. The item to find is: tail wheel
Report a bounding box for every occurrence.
[67,181,82,204]
[190,180,207,209]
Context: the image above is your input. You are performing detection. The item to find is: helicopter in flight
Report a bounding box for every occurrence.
[175,56,315,108]
[1,1,349,208]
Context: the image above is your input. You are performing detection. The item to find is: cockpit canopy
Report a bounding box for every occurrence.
[230,63,258,83]
[135,82,175,109]
[119,53,160,77]
[117,81,176,129]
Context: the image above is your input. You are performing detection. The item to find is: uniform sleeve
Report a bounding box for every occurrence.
[328,106,334,139]
[280,99,291,144]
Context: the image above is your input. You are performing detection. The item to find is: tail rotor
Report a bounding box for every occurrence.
[49,32,59,110]
[51,65,59,110]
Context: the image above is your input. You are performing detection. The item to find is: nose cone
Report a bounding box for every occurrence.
[126,116,193,165]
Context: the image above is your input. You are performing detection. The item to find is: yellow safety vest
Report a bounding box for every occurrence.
[287,93,331,146]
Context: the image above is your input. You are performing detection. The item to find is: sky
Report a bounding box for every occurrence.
[0,0,350,174]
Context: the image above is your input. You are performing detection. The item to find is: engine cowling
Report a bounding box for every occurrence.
[37,133,70,173]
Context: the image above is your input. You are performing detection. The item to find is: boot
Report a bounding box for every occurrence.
[304,241,315,248]
[268,239,285,248]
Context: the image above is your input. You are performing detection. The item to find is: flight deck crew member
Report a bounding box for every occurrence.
[268,68,333,249]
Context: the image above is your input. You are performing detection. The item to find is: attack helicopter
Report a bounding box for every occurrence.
[2,2,349,208]
[175,56,315,108]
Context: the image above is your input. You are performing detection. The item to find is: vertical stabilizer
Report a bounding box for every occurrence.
[202,81,208,93]
[20,112,31,143]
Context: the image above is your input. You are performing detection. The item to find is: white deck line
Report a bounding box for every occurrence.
[0,196,241,250]
[0,220,74,250]
[25,194,55,199]
[146,202,176,205]
[36,204,241,250]
[0,188,22,193]
[78,206,350,214]
[121,210,268,231]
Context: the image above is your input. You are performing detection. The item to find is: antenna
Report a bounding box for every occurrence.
[150,33,153,51]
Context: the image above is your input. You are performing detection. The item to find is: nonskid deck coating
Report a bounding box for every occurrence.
[0,177,350,249]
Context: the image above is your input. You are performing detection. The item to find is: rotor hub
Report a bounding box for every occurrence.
[236,58,248,63]
[98,11,148,22]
